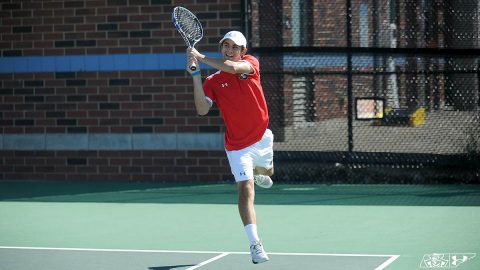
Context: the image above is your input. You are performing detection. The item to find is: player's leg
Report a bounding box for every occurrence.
[237,180,269,264]
[253,129,275,188]
[226,148,269,264]
[254,166,274,176]
[237,179,256,226]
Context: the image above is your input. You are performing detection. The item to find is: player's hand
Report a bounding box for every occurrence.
[186,54,199,74]
[188,47,205,60]
[186,48,201,74]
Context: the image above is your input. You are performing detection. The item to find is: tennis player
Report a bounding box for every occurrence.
[186,30,273,264]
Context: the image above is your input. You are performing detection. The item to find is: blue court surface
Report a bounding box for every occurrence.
[0,182,479,270]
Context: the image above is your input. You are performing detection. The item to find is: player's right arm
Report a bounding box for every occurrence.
[187,50,212,116]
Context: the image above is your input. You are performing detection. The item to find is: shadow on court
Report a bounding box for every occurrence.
[149,265,195,270]
[1,181,480,206]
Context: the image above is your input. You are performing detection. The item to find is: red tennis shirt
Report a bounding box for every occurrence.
[203,55,269,151]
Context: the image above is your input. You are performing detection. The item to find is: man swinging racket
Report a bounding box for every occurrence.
[186,30,274,264]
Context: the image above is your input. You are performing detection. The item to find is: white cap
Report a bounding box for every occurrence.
[219,31,247,47]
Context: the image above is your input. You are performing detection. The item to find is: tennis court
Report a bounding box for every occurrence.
[1,181,479,270]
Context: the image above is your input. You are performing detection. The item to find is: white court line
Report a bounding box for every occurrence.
[185,252,230,270]
[0,246,400,269]
[374,255,400,270]
[0,246,224,254]
[0,246,399,257]
[260,252,398,257]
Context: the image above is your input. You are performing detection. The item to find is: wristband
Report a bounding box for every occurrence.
[191,70,201,77]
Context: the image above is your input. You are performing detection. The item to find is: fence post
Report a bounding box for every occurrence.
[346,0,354,152]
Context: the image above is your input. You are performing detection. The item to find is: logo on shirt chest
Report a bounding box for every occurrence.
[221,82,229,88]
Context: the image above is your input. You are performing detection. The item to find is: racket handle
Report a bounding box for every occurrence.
[189,63,197,71]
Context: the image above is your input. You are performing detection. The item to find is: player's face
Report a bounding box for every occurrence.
[221,39,246,61]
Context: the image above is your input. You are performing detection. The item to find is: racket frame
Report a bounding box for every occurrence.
[172,6,203,71]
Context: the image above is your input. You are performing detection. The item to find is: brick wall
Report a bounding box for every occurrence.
[0,0,242,182]
[1,150,229,182]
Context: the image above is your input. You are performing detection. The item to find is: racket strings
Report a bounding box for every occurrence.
[174,8,202,42]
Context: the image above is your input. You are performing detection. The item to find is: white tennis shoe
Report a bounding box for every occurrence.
[250,241,269,264]
[253,175,273,188]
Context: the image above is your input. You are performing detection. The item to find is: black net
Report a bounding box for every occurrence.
[247,0,480,183]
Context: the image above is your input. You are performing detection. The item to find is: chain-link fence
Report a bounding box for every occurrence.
[247,0,479,183]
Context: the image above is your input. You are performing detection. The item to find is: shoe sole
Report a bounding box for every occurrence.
[254,181,273,189]
[252,258,269,264]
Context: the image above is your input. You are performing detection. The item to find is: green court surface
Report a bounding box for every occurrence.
[0,181,479,270]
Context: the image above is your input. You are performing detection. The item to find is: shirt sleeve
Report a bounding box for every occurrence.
[242,55,260,77]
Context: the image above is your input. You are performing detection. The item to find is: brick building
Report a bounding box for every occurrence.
[0,0,241,181]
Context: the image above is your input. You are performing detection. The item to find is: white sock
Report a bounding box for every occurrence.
[245,224,260,244]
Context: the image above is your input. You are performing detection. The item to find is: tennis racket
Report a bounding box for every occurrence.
[172,6,204,71]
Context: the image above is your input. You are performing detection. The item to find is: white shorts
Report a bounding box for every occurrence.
[225,129,274,182]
